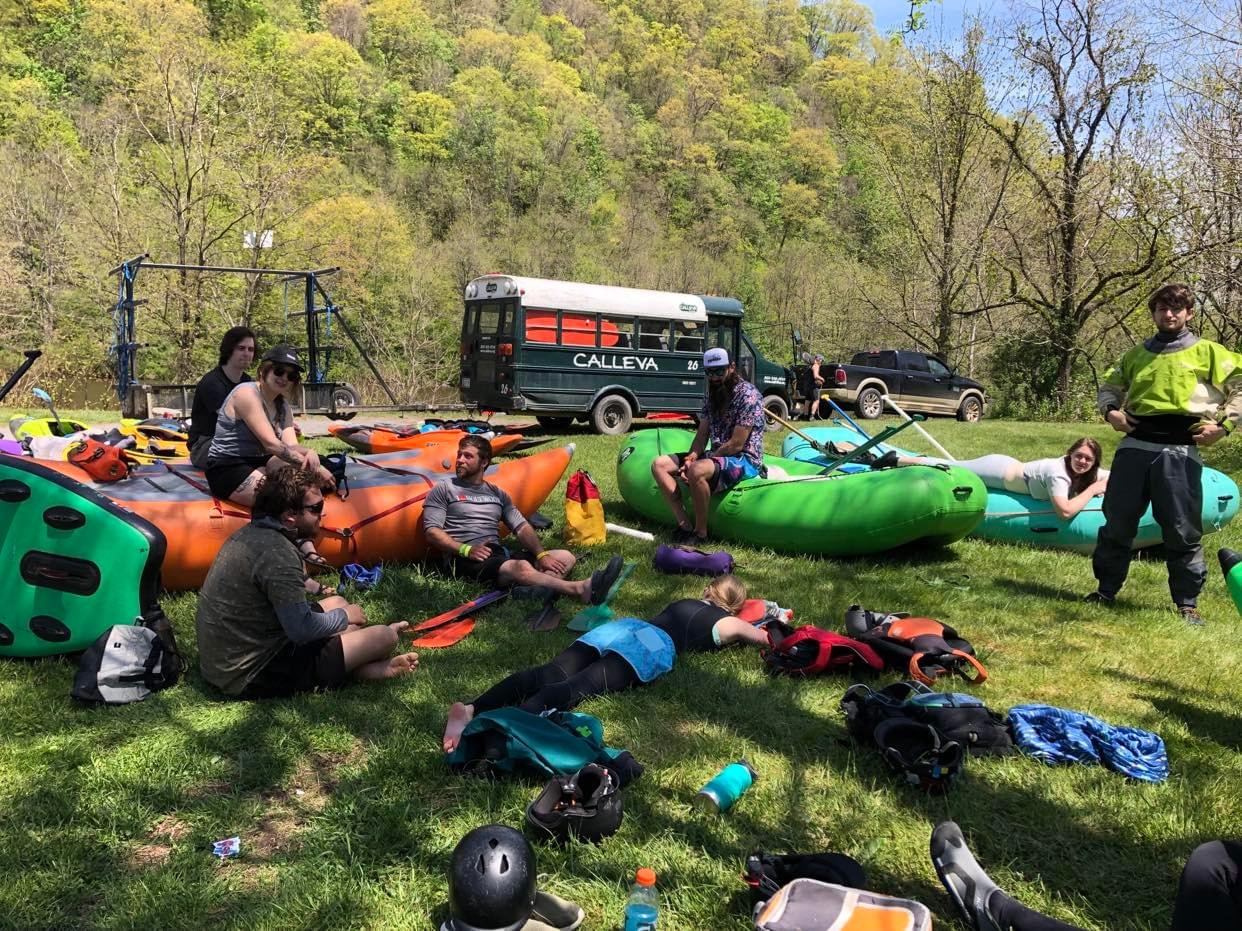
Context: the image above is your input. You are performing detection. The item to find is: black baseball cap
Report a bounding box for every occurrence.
[261,344,304,372]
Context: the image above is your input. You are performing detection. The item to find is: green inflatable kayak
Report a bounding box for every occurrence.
[617,429,987,555]
[0,455,167,657]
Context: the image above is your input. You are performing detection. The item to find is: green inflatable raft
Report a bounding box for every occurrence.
[0,455,167,657]
[616,429,987,555]
[782,425,1240,554]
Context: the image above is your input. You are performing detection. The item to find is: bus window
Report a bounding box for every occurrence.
[600,314,634,349]
[672,321,703,353]
[561,313,596,346]
[638,319,670,351]
[524,311,558,344]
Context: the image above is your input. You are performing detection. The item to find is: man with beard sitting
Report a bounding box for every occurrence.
[650,346,767,544]
[423,435,624,602]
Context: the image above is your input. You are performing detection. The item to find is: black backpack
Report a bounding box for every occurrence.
[71,609,183,705]
[840,681,1014,757]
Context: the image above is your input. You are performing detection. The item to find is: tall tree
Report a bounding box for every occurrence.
[987,0,1174,407]
[862,24,1014,363]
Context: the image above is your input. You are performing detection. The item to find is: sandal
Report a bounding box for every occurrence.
[929,821,1003,931]
[304,576,336,597]
[299,539,333,573]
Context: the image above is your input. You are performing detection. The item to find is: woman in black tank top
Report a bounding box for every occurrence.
[442,575,771,753]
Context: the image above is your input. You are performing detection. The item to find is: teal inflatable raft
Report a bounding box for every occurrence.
[782,425,1240,554]
[0,455,166,657]
[617,429,987,555]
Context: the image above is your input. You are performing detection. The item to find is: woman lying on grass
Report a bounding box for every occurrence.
[442,574,770,752]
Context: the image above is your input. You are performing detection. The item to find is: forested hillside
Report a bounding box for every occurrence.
[1,0,1238,413]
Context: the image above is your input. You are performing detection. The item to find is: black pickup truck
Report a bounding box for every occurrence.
[805,349,987,421]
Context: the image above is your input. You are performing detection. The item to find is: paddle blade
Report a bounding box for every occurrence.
[409,617,475,648]
[525,604,562,632]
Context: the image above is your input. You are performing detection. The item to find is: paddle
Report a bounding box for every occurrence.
[818,414,926,476]
[525,589,562,632]
[881,394,956,460]
[31,387,63,434]
[412,588,509,632]
[765,408,831,455]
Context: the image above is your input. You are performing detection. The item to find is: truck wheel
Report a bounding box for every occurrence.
[536,416,573,431]
[856,386,885,420]
[591,395,633,435]
[762,395,789,431]
[957,395,984,422]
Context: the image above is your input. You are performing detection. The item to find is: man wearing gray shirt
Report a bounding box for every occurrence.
[196,468,418,698]
[423,435,622,604]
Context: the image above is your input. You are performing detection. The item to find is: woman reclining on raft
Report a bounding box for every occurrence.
[442,575,770,752]
[835,437,1109,522]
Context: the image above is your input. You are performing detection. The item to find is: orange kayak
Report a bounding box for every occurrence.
[35,444,575,591]
[328,423,528,456]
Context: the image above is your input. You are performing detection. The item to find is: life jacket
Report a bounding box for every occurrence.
[761,622,884,677]
[846,603,987,685]
[66,438,129,482]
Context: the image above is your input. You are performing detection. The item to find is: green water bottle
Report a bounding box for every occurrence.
[695,759,757,813]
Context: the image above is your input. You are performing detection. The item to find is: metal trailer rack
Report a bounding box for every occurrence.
[107,255,451,420]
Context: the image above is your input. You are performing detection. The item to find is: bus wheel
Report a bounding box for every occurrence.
[762,395,789,431]
[591,395,633,435]
[536,416,573,431]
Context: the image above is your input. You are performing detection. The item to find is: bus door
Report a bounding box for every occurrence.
[705,315,741,368]
[460,297,516,408]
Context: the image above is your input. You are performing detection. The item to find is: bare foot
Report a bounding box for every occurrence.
[443,701,475,753]
[386,652,419,677]
[389,621,410,635]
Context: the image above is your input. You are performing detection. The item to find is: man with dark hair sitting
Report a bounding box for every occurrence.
[423,435,623,602]
[196,467,418,699]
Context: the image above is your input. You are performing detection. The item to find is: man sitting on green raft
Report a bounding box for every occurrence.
[650,347,767,545]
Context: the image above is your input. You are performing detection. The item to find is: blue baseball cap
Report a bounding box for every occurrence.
[703,347,730,368]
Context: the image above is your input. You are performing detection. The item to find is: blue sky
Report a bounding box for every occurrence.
[865,0,983,36]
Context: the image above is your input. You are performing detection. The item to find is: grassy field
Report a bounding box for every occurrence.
[2,411,1241,931]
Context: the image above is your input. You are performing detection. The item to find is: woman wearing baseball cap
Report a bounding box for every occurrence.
[204,343,336,519]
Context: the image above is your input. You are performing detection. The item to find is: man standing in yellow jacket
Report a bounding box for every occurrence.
[1089,283,1242,624]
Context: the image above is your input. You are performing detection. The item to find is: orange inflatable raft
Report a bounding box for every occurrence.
[33,444,575,591]
[328,422,534,456]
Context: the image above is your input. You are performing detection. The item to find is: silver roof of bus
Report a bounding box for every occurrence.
[464,275,707,320]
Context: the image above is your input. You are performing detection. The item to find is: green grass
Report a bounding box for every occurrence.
[2,412,1241,930]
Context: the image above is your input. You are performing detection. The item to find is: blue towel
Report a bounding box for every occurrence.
[577,618,676,683]
[341,563,383,591]
[1008,704,1168,783]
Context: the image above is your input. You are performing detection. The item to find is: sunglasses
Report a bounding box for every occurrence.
[271,364,301,381]
[301,500,325,515]
[705,366,729,377]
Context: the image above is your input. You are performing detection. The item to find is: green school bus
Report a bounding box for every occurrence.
[458,275,793,434]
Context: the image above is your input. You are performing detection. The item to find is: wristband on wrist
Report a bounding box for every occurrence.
[1221,419,1236,435]
[535,550,549,561]
[458,543,472,558]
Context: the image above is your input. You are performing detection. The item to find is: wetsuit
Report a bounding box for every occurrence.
[988,839,1242,931]
[469,599,731,715]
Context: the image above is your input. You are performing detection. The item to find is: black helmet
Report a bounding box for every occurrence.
[447,824,537,931]
[525,763,624,843]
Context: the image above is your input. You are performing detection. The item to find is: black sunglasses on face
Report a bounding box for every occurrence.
[706,366,729,377]
[301,500,324,514]
[271,364,301,380]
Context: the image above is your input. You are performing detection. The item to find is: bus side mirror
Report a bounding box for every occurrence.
[793,329,802,345]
